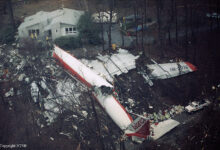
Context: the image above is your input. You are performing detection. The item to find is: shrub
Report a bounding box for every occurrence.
[19,38,48,56]
[77,12,102,45]
[0,26,15,44]
[54,36,82,50]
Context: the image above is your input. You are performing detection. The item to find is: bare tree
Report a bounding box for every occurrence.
[6,0,15,30]
[184,0,189,60]
[134,0,138,48]
[156,0,165,57]
[174,0,178,43]
[108,0,114,51]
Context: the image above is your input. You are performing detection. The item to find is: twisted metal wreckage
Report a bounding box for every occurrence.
[52,45,197,143]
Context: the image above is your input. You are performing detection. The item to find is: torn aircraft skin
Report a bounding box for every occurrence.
[142,60,197,86]
[53,46,150,143]
[147,61,197,80]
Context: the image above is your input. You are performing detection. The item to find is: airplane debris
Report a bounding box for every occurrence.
[18,73,25,81]
[5,88,14,97]
[146,61,197,80]
[151,119,180,140]
[53,46,151,143]
[31,82,40,103]
[50,137,54,141]
[82,111,88,118]
[25,77,30,83]
[81,48,139,82]
[128,98,135,107]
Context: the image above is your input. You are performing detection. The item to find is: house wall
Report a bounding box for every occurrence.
[18,9,83,41]
[51,23,61,40]
[19,23,44,39]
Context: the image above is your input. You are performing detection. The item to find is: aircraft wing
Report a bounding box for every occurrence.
[146,62,197,80]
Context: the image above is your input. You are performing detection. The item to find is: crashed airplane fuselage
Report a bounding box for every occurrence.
[53,46,150,142]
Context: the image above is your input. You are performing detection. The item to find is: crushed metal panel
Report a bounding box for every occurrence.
[151,119,180,140]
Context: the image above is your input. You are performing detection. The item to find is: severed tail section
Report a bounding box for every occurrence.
[125,117,151,143]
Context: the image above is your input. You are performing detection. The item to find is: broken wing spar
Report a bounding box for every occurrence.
[53,46,150,140]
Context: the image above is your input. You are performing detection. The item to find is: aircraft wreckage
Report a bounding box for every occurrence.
[53,45,197,143]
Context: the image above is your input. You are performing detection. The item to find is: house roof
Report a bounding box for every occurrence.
[18,8,84,30]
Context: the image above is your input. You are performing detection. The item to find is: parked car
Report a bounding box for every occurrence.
[185,99,211,113]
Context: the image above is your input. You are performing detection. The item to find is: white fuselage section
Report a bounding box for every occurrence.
[53,46,132,130]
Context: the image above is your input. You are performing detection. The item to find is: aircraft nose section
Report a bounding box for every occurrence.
[184,62,197,71]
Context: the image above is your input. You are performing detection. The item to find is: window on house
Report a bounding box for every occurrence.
[48,30,52,37]
[28,29,40,37]
[65,26,77,34]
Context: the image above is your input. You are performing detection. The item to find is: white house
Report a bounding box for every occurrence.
[18,8,84,40]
